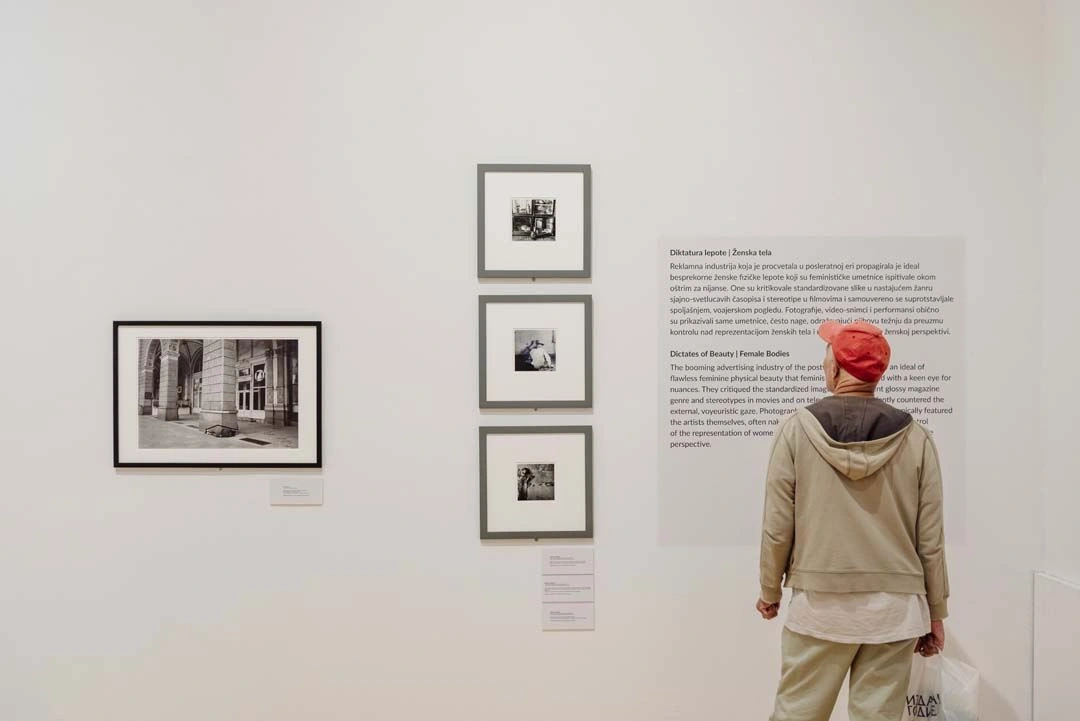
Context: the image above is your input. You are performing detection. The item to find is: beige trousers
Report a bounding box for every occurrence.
[770,628,918,721]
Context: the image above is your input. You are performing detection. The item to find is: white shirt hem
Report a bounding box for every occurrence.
[784,620,926,645]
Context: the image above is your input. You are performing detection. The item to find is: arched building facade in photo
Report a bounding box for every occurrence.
[137,338,299,437]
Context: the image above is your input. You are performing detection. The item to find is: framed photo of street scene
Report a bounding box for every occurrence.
[479,426,593,539]
[113,321,322,468]
[479,295,593,409]
[477,164,591,278]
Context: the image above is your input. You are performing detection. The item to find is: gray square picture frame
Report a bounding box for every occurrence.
[477,163,592,279]
[479,294,593,409]
[479,425,594,539]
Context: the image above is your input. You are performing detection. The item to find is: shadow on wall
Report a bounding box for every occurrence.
[943,635,1019,721]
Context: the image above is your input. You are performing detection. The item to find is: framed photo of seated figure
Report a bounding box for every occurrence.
[479,295,592,409]
[113,321,322,468]
[479,425,593,539]
[477,164,591,278]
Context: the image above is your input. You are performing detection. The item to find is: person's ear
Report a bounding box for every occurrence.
[823,347,840,391]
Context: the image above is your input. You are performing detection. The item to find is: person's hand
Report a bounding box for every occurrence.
[914,620,945,657]
[756,598,780,620]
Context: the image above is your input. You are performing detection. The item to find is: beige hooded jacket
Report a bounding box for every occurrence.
[759,401,950,620]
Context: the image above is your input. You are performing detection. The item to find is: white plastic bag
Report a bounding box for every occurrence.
[905,655,942,719]
[905,655,979,720]
[939,656,979,721]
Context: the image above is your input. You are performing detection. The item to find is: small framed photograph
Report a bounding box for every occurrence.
[477,164,591,278]
[479,426,593,539]
[113,321,322,468]
[479,295,592,409]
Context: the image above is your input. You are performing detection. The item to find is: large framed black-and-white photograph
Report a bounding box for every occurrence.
[113,321,321,468]
[477,164,591,278]
[480,426,593,539]
[479,295,592,409]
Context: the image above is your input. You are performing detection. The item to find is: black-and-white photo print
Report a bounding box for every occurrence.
[511,197,556,241]
[137,338,300,450]
[517,463,555,501]
[515,329,556,371]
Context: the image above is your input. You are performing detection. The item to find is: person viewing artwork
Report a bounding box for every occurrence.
[757,320,950,721]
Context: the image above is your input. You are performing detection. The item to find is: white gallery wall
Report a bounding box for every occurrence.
[1036,3,1080,716]
[0,2,1048,720]
[1043,0,1080,585]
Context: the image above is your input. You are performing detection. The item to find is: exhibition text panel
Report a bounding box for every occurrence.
[658,239,965,546]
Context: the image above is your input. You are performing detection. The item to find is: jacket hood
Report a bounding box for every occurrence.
[795,407,912,480]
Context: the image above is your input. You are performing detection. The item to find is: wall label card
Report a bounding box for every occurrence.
[542,603,595,631]
[541,547,595,630]
[658,238,966,546]
[270,478,324,506]
[543,575,595,603]
[542,548,595,575]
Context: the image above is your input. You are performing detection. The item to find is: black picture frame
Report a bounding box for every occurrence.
[113,321,322,468]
